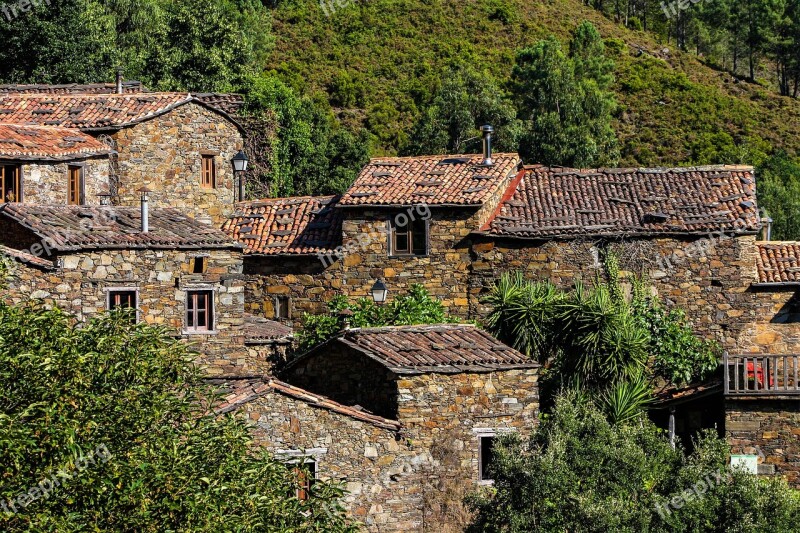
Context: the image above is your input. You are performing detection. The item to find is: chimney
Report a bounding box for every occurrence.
[761,216,773,241]
[115,68,124,94]
[138,187,151,233]
[480,125,494,166]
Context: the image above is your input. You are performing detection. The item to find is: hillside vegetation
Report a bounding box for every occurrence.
[269,0,800,165]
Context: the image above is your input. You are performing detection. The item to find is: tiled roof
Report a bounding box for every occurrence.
[654,380,722,405]
[0,93,204,131]
[0,124,111,161]
[756,242,800,284]
[0,82,148,94]
[212,377,401,431]
[481,165,760,238]
[192,93,245,116]
[325,324,537,374]
[0,204,240,251]
[339,153,521,207]
[0,244,55,269]
[244,314,293,342]
[222,196,343,255]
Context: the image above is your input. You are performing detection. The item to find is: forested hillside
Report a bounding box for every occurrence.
[3,0,800,235]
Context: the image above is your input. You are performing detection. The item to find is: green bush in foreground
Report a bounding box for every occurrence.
[467,394,800,532]
[0,302,355,532]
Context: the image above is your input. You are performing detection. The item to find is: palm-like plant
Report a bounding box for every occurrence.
[600,372,654,425]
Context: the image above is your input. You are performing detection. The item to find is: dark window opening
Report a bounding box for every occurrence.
[479,435,496,482]
[68,165,84,205]
[193,256,206,274]
[186,290,214,332]
[275,296,291,320]
[293,461,317,501]
[772,292,800,324]
[201,155,216,189]
[391,216,427,256]
[1,164,21,203]
[108,290,137,323]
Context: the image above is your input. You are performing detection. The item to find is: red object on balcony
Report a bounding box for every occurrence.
[747,362,774,388]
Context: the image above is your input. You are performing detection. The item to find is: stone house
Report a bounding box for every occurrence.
[0,90,245,225]
[0,203,248,374]
[0,123,111,205]
[216,323,540,532]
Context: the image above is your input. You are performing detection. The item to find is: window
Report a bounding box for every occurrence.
[107,290,137,323]
[274,296,291,320]
[68,165,84,205]
[390,215,427,256]
[0,164,21,202]
[479,435,496,483]
[192,256,206,274]
[292,461,317,501]
[186,290,214,332]
[201,155,216,189]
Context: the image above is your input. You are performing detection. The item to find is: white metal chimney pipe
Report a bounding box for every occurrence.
[138,187,151,233]
[480,125,494,166]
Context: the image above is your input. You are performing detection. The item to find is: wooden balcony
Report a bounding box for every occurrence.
[724,353,800,396]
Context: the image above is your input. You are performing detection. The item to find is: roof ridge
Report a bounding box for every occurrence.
[369,152,519,162]
[347,323,478,333]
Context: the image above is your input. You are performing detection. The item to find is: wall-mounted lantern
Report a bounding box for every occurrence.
[232,150,249,202]
[371,279,388,304]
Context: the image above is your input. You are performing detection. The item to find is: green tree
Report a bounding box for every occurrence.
[512,22,619,168]
[757,151,800,240]
[467,394,800,532]
[403,65,522,156]
[0,303,355,532]
[298,285,455,351]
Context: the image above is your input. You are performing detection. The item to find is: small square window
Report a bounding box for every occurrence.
[390,215,427,256]
[186,290,214,332]
[192,256,206,274]
[479,435,496,483]
[108,290,137,323]
[275,296,291,320]
[292,461,317,501]
[201,155,216,189]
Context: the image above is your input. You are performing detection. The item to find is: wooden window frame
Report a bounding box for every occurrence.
[0,163,22,203]
[67,164,85,205]
[201,154,216,189]
[106,288,139,323]
[185,289,215,333]
[274,295,291,320]
[389,215,428,257]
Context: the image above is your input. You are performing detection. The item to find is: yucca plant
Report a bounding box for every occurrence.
[600,372,654,425]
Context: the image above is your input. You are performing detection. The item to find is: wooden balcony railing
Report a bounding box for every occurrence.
[724,352,800,395]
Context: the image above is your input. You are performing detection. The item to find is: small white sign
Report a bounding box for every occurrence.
[730,455,758,474]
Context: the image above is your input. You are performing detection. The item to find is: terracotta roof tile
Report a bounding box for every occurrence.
[0,244,55,269]
[0,124,111,161]
[0,92,197,130]
[244,314,293,341]
[324,324,538,374]
[756,242,800,284]
[0,204,240,251]
[222,196,342,255]
[212,377,401,431]
[481,165,760,238]
[0,82,148,94]
[339,153,521,207]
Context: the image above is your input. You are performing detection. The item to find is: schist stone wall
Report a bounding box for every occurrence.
[2,247,247,374]
[21,157,110,205]
[110,102,243,225]
[726,399,800,486]
[736,287,800,354]
[236,390,425,532]
[469,234,762,352]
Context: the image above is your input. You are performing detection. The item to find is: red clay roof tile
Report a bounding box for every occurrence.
[756,242,800,284]
[339,153,521,207]
[222,196,342,255]
[481,165,760,238]
[0,124,111,161]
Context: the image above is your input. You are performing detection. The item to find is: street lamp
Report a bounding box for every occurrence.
[232,150,249,202]
[371,279,388,304]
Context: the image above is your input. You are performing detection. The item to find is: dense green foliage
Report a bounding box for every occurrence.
[298,284,455,351]
[513,22,619,167]
[0,303,354,532]
[467,394,800,532]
